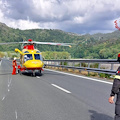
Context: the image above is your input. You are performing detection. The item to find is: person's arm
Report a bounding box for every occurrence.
[111,78,120,96]
[109,78,120,104]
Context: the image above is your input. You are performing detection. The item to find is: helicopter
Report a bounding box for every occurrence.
[0,39,73,76]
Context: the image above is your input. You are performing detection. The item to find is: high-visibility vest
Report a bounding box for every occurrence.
[115,75,120,80]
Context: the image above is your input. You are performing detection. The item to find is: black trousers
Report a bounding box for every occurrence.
[115,104,120,120]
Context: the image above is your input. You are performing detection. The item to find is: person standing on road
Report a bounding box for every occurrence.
[109,66,120,120]
[12,57,17,75]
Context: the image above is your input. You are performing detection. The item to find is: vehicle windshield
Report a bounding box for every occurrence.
[24,54,33,62]
[34,54,43,61]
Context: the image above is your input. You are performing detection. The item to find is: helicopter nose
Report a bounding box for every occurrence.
[24,60,44,69]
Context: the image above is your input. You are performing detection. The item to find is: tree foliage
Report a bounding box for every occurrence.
[0,22,120,59]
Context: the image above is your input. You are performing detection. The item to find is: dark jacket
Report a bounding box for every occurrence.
[110,66,120,104]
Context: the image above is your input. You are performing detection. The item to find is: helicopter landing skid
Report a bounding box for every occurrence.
[17,65,43,77]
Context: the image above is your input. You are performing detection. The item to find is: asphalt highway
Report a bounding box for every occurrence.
[0,59,115,120]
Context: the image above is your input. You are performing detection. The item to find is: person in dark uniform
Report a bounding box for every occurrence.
[109,66,120,120]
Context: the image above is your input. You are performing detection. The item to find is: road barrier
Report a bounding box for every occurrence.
[44,59,120,75]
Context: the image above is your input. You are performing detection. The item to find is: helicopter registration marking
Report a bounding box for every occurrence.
[32,61,37,64]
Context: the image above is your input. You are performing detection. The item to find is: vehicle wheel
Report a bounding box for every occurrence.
[19,70,22,75]
[17,69,20,73]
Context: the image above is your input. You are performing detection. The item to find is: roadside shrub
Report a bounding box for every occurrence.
[99,73,111,78]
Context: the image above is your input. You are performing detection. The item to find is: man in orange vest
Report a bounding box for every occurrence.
[12,57,17,75]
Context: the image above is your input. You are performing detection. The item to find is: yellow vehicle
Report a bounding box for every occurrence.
[0,39,73,76]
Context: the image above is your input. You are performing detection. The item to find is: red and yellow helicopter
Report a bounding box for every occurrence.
[0,39,73,76]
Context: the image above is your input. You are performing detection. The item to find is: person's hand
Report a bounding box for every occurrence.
[108,96,114,104]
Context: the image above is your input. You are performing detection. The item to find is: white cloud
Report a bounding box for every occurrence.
[0,0,120,34]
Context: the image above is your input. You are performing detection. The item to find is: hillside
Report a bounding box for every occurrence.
[0,22,120,59]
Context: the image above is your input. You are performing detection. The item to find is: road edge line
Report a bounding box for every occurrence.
[45,68,113,85]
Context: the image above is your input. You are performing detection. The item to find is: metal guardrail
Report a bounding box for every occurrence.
[44,59,120,75]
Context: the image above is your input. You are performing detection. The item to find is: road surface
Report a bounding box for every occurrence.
[0,59,115,120]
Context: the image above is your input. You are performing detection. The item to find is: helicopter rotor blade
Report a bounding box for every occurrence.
[34,42,75,46]
[0,41,76,47]
[0,42,22,45]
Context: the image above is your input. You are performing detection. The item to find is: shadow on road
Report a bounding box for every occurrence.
[21,72,43,77]
[89,110,113,120]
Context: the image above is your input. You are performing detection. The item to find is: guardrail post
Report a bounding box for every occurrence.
[73,62,75,71]
[88,63,90,68]
[62,61,64,70]
[79,63,81,73]
[98,63,101,69]
[88,63,90,74]
[58,61,59,70]
[51,61,52,68]
[98,63,101,76]
[111,63,114,70]
[66,61,68,71]
[55,62,57,69]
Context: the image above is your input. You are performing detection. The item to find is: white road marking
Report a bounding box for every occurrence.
[15,110,18,119]
[8,78,12,87]
[8,78,10,87]
[2,96,5,101]
[51,84,71,94]
[36,76,40,78]
[8,89,10,92]
[45,69,113,85]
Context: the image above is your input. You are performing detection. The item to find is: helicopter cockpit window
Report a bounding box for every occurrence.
[24,51,29,53]
[24,54,33,62]
[34,54,43,61]
[36,51,40,53]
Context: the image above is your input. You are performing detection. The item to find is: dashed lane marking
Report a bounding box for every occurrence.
[8,89,10,92]
[8,78,12,87]
[51,84,71,94]
[36,76,40,78]
[15,110,18,119]
[2,96,6,101]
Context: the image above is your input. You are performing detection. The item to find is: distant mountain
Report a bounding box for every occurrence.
[0,22,120,59]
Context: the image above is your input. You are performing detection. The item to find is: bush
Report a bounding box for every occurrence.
[99,73,111,78]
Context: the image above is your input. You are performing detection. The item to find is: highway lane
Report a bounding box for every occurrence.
[0,59,115,120]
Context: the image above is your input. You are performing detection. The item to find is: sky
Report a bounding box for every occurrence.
[0,0,119,34]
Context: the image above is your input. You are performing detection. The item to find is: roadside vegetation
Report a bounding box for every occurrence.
[0,22,120,59]
[0,22,118,80]
[45,62,113,80]
[0,51,19,59]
